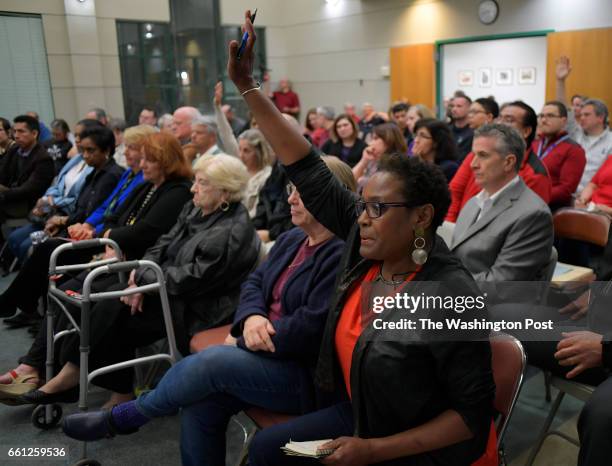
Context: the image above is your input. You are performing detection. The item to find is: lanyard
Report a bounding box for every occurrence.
[537,135,569,160]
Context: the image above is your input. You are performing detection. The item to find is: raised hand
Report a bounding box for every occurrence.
[227,10,258,92]
[555,56,572,81]
[214,81,223,107]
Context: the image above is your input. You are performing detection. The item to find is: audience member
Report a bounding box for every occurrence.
[157,113,173,133]
[109,118,128,168]
[412,118,459,181]
[68,125,156,240]
[44,119,73,174]
[0,125,123,328]
[62,158,352,466]
[446,100,551,222]
[467,97,499,130]
[25,112,52,143]
[390,101,412,148]
[554,57,612,191]
[0,115,54,223]
[221,104,246,137]
[533,101,586,209]
[172,106,201,145]
[575,155,612,215]
[265,76,300,119]
[321,113,367,168]
[450,124,553,281]
[302,108,319,140]
[138,106,158,126]
[191,115,221,161]
[358,102,387,139]
[405,103,435,154]
[343,102,360,124]
[238,129,274,217]
[212,24,496,465]
[352,122,407,191]
[0,117,15,157]
[571,94,587,124]
[310,106,335,148]
[7,119,98,263]
[86,108,108,126]
[449,94,474,161]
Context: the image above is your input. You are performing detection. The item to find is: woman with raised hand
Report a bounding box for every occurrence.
[224,12,494,466]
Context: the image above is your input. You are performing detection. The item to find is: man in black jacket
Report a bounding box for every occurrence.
[0,115,54,224]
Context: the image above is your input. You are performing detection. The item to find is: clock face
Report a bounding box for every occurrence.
[479,0,499,24]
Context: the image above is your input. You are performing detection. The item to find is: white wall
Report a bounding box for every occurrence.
[442,36,548,111]
[221,0,612,123]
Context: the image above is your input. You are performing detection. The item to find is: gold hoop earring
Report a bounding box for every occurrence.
[411,226,428,266]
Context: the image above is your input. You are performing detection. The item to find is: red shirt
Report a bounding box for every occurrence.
[268,238,322,322]
[590,155,612,206]
[446,149,552,222]
[311,127,330,149]
[272,90,300,115]
[531,132,586,207]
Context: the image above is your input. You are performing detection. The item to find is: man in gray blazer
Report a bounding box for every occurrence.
[451,124,553,282]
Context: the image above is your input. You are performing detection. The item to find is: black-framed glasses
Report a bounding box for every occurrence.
[355,200,414,219]
[537,113,562,120]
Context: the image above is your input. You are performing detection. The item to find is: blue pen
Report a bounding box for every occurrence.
[236,9,257,60]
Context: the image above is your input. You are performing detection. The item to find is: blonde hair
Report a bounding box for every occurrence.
[321,155,357,192]
[124,124,158,146]
[410,104,435,120]
[238,129,274,170]
[193,154,249,203]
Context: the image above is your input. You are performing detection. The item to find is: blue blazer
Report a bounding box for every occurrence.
[231,227,344,365]
[85,169,145,234]
[44,154,94,214]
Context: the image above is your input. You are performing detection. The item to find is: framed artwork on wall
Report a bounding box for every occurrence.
[458,70,474,86]
[496,68,513,85]
[518,67,536,85]
[478,68,492,87]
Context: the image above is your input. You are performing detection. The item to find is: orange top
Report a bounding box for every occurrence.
[334,263,419,398]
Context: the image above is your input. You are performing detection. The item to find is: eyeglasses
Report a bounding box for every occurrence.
[414,132,432,140]
[355,200,414,219]
[537,113,562,120]
[468,110,486,116]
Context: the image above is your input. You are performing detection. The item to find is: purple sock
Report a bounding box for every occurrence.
[110,400,150,432]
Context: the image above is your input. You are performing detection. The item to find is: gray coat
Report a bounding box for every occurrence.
[451,178,553,282]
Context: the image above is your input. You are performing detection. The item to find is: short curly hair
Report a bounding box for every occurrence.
[377,154,451,229]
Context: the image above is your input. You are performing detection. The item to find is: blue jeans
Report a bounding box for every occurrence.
[134,345,312,466]
[7,222,39,263]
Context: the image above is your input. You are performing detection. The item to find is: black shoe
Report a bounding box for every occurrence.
[16,386,80,405]
[62,409,139,441]
[4,312,41,328]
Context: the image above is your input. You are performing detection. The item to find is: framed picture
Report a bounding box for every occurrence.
[518,67,536,85]
[478,68,492,87]
[458,70,474,87]
[496,68,513,85]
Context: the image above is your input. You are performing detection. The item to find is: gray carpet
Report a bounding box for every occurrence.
[0,272,584,465]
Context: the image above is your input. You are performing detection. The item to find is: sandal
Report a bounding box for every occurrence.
[0,370,40,405]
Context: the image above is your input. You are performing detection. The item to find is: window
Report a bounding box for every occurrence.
[0,14,54,122]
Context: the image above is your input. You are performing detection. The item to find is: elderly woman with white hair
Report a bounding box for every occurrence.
[11,154,261,406]
[238,128,274,217]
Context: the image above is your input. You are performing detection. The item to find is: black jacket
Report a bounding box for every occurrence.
[0,143,54,206]
[137,202,261,354]
[285,148,496,465]
[321,138,367,168]
[252,161,294,241]
[104,178,192,260]
[67,158,124,225]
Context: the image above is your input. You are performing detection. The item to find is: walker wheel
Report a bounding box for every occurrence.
[31,403,63,430]
[73,459,101,466]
